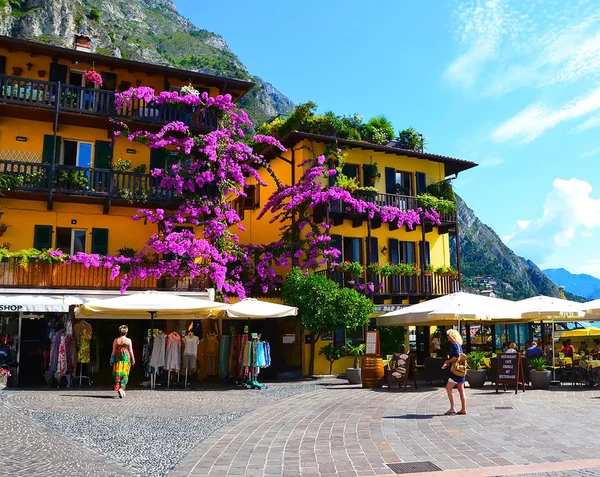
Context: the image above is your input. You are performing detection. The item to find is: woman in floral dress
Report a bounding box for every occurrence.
[110,325,135,398]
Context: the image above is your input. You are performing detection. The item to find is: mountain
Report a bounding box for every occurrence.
[0,0,294,126]
[543,268,600,300]
[451,195,561,300]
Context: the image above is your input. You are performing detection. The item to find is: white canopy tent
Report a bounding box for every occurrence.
[376,292,522,327]
[225,299,297,319]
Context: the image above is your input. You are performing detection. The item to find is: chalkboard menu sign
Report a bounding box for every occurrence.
[496,352,525,394]
[388,353,417,391]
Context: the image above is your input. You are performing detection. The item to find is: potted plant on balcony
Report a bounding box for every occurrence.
[12,67,23,76]
[84,70,103,87]
[466,351,487,388]
[422,264,434,277]
[112,158,132,172]
[0,222,7,237]
[366,263,381,275]
[344,342,366,384]
[529,357,551,389]
[363,163,380,186]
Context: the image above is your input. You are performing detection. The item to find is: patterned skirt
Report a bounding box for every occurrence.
[112,349,131,391]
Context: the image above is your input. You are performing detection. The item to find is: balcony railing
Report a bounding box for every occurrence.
[0,158,175,205]
[0,74,218,131]
[0,261,211,291]
[315,268,460,298]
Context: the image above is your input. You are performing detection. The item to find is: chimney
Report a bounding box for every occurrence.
[74,34,92,52]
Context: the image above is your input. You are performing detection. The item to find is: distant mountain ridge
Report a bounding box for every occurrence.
[543,268,600,300]
[451,196,561,300]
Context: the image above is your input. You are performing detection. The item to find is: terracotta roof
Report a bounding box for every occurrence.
[267,131,478,176]
[0,35,254,100]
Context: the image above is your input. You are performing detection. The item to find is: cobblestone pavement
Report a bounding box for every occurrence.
[499,471,600,477]
[4,382,600,477]
[0,380,336,477]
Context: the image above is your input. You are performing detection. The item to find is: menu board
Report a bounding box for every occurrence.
[390,353,410,381]
[365,330,380,356]
[496,352,525,394]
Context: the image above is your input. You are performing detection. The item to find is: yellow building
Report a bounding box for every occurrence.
[0,34,252,387]
[239,131,477,375]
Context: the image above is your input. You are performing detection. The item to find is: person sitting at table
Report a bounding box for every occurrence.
[522,340,531,353]
[590,339,600,359]
[526,340,544,359]
[579,341,588,356]
[429,332,441,357]
[561,339,574,358]
[501,342,509,353]
[505,342,518,354]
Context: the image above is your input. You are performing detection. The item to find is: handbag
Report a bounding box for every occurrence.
[451,352,468,376]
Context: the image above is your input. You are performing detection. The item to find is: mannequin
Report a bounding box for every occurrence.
[205,330,219,376]
[183,331,200,389]
[149,330,166,389]
[73,320,92,387]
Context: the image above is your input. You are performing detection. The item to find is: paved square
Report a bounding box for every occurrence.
[3,381,600,476]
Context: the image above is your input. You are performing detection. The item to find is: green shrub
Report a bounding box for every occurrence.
[466,351,487,370]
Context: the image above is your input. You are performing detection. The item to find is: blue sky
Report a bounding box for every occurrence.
[177,0,600,278]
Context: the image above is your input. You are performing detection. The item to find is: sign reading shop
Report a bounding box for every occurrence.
[0,304,24,312]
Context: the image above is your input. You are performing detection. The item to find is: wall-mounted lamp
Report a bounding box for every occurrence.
[135,79,141,87]
[26,62,33,71]
[73,60,79,65]
[381,246,388,256]
[126,149,136,154]
[71,219,77,225]
[16,136,27,142]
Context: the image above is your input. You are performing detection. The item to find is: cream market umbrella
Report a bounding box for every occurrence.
[226,298,297,319]
[517,295,584,382]
[583,298,600,318]
[376,292,521,327]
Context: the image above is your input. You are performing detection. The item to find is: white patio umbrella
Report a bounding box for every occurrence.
[376,292,521,327]
[226,298,297,319]
[75,290,229,320]
[583,298,600,318]
[517,295,584,382]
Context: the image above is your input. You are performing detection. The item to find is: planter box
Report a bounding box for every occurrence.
[346,367,361,384]
[530,370,551,390]
[466,369,487,388]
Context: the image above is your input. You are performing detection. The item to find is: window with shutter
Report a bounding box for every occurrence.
[419,241,431,265]
[94,140,113,169]
[385,167,396,194]
[0,56,6,75]
[42,135,62,164]
[149,149,168,171]
[33,225,53,250]
[242,185,260,210]
[368,237,378,264]
[49,63,68,83]
[343,237,363,263]
[91,228,109,255]
[100,72,117,91]
[416,172,427,195]
[389,238,399,265]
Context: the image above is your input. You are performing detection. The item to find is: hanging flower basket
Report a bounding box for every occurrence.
[84,70,103,87]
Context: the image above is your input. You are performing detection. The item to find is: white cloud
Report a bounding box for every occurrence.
[505,178,600,263]
[492,86,600,142]
[581,147,600,158]
[479,157,505,167]
[573,113,600,132]
[446,0,600,94]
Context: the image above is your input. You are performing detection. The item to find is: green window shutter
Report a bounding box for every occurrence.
[33,225,53,250]
[149,149,167,171]
[42,135,62,164]
[49,63,68,83]
[91,228,109,255]
[330,234,343,264]
[389,238,399,265]
[416,172,427,195]
[94,140,113,169]
[385,167,396,194]
[0,56,6,75]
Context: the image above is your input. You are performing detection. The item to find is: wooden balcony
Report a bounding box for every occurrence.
[0,74,218,132]
[0,260,211,291]
[314,269,460,300]
[0,158,179,211]
[315,191,456,233]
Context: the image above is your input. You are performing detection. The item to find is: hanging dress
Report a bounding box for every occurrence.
[149,332,166,370]
[165,332,181,372]
[77,329,91,363]
[112,341,132,391]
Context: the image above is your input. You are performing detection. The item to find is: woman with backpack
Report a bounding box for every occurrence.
[442,329,467,415]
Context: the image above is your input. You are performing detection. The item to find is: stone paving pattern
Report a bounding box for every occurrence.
[3,381,600,476]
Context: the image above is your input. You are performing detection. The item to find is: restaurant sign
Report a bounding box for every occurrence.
[374,304,408,313]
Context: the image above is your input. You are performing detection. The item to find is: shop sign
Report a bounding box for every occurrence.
[282,334,296,344]
[374,304,408,313]
[0,305,23,312]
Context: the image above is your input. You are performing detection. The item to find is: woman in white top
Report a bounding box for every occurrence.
[505,342,518,354]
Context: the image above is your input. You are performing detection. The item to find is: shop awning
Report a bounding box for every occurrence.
[75,290,229,320]
[0,294,72,313]
[225,298,298,319]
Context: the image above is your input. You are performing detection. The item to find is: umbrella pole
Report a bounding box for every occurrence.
[149,311,156,390]
[552,318,557,383]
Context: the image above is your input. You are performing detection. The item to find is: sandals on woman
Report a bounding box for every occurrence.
[444,410,456,415]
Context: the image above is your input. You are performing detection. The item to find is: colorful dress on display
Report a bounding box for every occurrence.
[77,329,91,364]
[112,341,132,391]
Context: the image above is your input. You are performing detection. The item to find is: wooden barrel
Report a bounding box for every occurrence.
[361,356,384,388]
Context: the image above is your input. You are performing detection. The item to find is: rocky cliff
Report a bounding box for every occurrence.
[451,195,560,300]
[0,0,293,125]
